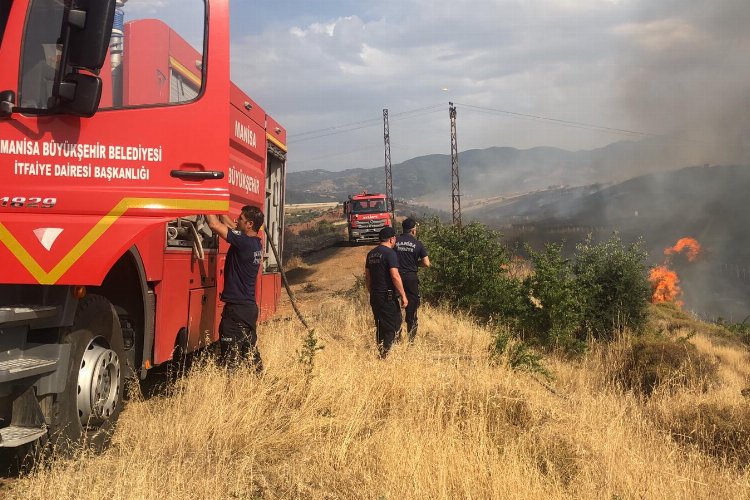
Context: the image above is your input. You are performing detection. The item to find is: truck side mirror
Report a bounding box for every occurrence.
[67,0,117,72]
[0,90,15,117]
[57,74,102,117]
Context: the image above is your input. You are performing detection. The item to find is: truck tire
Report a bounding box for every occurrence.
[48,294,125,453]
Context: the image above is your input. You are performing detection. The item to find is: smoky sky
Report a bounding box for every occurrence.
[619,0,750,167]
[227,0,750,172]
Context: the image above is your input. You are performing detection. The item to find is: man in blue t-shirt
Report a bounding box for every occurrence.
[207,206,264,371]
[395,218,431,342]
[365,226,408,357]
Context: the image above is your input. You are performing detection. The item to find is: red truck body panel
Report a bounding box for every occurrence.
[0,1,285,368]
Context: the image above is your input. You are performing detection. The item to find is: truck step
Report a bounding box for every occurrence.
[0,425,47,447]
[0,357,57,383]
[0,305,58,324]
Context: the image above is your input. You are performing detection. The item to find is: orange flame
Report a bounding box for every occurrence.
[650,237,701,308]
[649,266,682,306]
[664,237,701,262]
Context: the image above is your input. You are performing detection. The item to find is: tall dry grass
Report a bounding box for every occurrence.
[7,298,750,499]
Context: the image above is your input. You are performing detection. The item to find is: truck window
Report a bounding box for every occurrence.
[17,0,206,111]
[104,1,206,109]
[18,0,65,109]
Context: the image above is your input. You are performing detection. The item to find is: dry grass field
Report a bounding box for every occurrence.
[6,291,750,499]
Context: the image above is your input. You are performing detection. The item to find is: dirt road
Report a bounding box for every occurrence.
[277,242,372,319]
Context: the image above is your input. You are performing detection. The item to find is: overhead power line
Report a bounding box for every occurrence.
[287,101,659,146]
[287,104,444,144]
[453,102,659,138]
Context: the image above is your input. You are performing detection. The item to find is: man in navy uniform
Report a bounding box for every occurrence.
[395,218,431,342]
[365,226,408,357]
[207,206,265,371]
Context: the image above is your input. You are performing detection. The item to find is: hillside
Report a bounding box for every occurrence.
[286,138,679,205]
[7,244,750,499]
[475,164,750,321]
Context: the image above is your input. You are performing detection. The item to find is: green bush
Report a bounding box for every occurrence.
[418,220,651,354]
[520,243,585,353]
[573,235,650,341]
[418,219,522,320]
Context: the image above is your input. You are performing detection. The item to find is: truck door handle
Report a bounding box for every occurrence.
[170,170,225,180]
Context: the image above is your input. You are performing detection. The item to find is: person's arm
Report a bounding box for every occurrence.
[206,214,230,241]
[390,268,408,309]
[418,243,431,267]
[219,214,235,227]
[365,268,372,294]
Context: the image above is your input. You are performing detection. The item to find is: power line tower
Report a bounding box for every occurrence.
[383,108,394,219]
[449,102,462,228]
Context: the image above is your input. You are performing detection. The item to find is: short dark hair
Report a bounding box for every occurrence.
[402,218,417,232]
[241,205,264,231]
[379,226,396,241]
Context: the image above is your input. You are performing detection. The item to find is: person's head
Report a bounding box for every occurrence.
[378,226,397,247]
[402,218,417,235]
[237,205,264,234]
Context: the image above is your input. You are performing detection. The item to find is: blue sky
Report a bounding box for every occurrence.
[130,1,750,173]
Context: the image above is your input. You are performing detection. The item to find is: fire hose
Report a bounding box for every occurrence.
[266,228,313,333]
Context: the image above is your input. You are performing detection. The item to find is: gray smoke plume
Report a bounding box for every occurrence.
[619,0,750,166]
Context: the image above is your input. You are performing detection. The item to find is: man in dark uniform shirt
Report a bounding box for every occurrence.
[207,206,265,371]
[365,226,408,357]
[395,218,431,342]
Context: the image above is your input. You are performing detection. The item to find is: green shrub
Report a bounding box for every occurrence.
[573,234,650,341]
[419,219,522,319]
[296,219,338,238]
[520,243,585,353]
[716,316,750,346]
[418,221,651,354]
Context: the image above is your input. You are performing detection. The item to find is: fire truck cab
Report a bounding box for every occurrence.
[343,192,392,243]
[0,0,285,450]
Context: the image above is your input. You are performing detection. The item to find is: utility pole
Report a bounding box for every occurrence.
[449,102,462,228]
[383,108,394,220]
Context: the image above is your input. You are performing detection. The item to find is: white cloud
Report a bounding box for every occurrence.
[229,0,750,172]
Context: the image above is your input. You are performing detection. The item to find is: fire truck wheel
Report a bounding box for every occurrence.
[49,294,126,453]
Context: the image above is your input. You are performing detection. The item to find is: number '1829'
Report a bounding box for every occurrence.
[1,196,57,208]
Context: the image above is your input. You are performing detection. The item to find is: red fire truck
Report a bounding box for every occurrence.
[343,192,392,243]
[0,0,286,450]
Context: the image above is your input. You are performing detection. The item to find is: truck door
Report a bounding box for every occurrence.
[260,129,287,321]
[0,0,231,286]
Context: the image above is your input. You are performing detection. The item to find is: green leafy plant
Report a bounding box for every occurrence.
[490,328,552,380]
[520,243,585,353]
[297,329,324,378]
[573,234,650,341]
[419,218,522,320]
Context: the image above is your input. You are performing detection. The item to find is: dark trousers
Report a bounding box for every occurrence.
[370,292,402,357]
[219,302,262,372]
[401,274,421,342]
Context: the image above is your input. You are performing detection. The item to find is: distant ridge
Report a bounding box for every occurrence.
[286,138,682,205]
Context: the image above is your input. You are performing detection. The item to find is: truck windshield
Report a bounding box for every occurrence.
[18,0,65,109]
[351,199,386,214]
